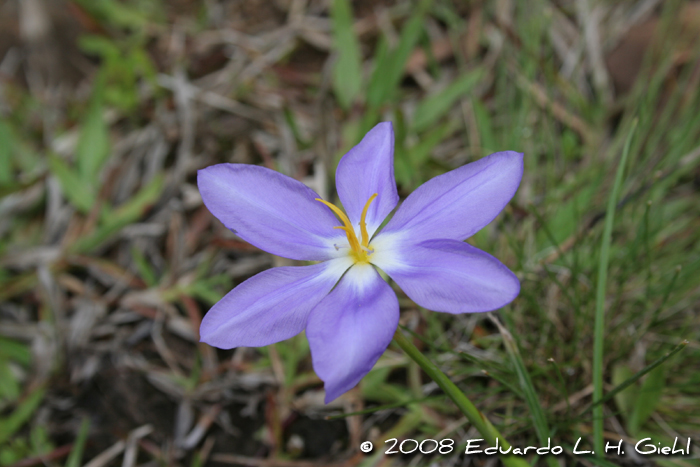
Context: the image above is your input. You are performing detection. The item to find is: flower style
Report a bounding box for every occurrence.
[198,122,523,403]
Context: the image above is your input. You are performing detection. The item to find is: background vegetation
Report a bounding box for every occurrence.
[0,0,698,466]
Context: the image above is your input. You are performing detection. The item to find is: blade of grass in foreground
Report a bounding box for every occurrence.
[592,118,638,454]
[64,417,90,467]
[490,316,559,467]
[393,329,530,467]
[582,340,687,416]
[0,386,46,444]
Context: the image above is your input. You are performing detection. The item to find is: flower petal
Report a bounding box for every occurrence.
[198,164,346,261]
[306,263,399,403]
[371,238,519,313]
[380,151,523,243]
[335,122,399,238]
[200,258,353,348]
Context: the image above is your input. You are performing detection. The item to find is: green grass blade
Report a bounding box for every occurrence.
[130,246,158,287]
[592,118,638,454]
[650,265,682,325]
[48,154,96,213]
[611,364,636,416]
[0,337,32,365]
[64,417,90,467]
[72,0,148,29]
[583,340,687,417]
[0,386,46,444]
[490,317,558,467]
[76,79,110,184]
[366,0,431,107]
[0,359,21,402]
[0,120,13,185]
[70,175,163,253]
[330,0,362,110]
[627,364,666,435]
[401,122,454,187]
[392,329,530,467]
[412,68,483,132]
[326,395,440,420]
[548,358,571,416]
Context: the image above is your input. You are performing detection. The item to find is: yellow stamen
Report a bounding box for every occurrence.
[315,194,378,263]
[315,199,362,252]
[359,193,377,247]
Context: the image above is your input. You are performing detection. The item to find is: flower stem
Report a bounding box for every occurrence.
[393,329,531,467]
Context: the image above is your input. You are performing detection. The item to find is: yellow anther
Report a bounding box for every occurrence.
[316,198,362,253]
[359,193,378,247]
[316,194,378,263]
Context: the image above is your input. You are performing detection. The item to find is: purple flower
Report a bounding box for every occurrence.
[197,122,523,403]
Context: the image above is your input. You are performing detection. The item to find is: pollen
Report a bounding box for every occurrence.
[316,194,377,263]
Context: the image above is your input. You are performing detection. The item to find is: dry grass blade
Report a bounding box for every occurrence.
[83,425,152,467]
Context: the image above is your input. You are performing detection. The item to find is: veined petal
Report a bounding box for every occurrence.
[335,122,399,238]
[306,263,399,403]
[198,164,346,261]
[200,257,353,348]
[381,151,523,243]
[371,238,519,313]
